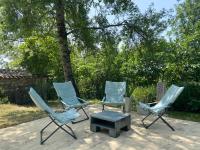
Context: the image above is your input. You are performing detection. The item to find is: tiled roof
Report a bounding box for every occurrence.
[0,69,32,79]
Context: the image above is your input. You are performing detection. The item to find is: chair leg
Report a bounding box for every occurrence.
[144,116,160,129]
[40,117,77,145]
[57,124,77,139]
[141,113,152,128]
[160,116,175,131]
[141,113,175,131]
[64,124,77,139]
[72,107,89,124]
[40,126,60,145]
[53,121,77,139]
[102,104,105,111]
[40,120,54,144]
[122,105,125,113]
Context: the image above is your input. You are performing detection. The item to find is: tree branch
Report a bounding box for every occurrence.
[66,22,126,35]
[66,22,147,40]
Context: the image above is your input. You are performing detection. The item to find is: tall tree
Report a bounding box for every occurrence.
[0,0,168,94]
[170,0,200,82]
[173,0,200,37]
[54,0,78,94]
[0,0,95,94]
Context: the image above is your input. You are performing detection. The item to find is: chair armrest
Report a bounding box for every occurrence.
[57,97,68,108]
[102,96,106,102]
[147,101,158,107]
[60,100,67,106]
[151,106,170,114]
[77,97,88,104]
[58,100,71,110]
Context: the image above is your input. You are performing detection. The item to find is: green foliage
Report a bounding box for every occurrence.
[131,85,156,109]
[173,0,200,37]
[72,51,112,99]
[118,39,169,89]
[173,82,200,112]
[0,0,199,113]
[9,36,64,80]
[72,55,103,98]
[0,97,9,104]
[0,88,9,104]
[167,0,200,83]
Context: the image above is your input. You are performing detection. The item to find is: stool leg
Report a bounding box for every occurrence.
[109,128,120,138]
[90,125,100,132]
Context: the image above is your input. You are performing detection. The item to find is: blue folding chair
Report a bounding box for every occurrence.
[28,87,80,144]
[139,84,184,131]
[53,81,89,124]
[102,81,126,112]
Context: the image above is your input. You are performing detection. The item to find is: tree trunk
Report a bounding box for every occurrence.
[55,0,80,96]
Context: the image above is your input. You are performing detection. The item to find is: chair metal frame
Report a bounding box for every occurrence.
[28,87,79,145]
[139,85,184,131]
[141,109,175,131]
[40,115,77,144]
[71,106,89,124]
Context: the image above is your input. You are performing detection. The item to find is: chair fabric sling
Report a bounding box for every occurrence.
[102,81,126,112]
[139,84,184,131]
[29,87,80,144]
[53,81,89,123]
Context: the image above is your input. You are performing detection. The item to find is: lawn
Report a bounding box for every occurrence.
[0,99,98,129]
[0,102,200,129]
[0,104,47,129]
[168,111,200,122]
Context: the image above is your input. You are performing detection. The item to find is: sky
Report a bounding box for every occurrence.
[134,0,182,12]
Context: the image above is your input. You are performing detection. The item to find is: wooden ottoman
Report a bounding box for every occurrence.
[90,111,131,138]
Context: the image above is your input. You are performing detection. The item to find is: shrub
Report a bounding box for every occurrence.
[0,97,9,104]
[173,82,200,112]
[131,85,156,110]
[0,87,9,104]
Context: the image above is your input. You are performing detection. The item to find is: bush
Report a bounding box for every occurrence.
[0,88,9,104]
[0,97,9,104]
[131,85,156,110]
[173,82,200,112]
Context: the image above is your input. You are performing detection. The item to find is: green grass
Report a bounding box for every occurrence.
[88,99,101,104]
[87,99,200,122]
[0,101,62,129]
[0,104,47,129]
[0,99,98,129]
[1,100,199,129]
[168,111,200,122]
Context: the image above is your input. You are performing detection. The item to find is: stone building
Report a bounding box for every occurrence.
[0,69,47,104]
